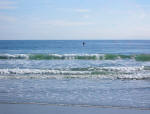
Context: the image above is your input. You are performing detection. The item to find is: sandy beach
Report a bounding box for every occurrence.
[0,103,150,114]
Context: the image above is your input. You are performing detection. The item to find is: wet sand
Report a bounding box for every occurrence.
[0,103,150,114]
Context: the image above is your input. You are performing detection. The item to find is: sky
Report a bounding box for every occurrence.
[0,0,150,40]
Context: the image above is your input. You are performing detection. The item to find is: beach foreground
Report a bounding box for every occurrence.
[0,103,149,114]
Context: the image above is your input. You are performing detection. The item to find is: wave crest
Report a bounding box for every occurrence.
[0,54,150,61]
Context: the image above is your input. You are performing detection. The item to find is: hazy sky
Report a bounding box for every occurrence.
[0,0,150,40]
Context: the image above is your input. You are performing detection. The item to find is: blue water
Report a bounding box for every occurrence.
[0,40,150,54]
[0,40,150,109]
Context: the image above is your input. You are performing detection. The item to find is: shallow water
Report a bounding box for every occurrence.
[0,79,150,108]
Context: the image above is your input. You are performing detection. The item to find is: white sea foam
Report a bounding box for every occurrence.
[0,69,90,75]
[0,54,29,59]
[0,66,149,79]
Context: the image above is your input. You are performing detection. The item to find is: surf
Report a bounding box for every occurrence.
[0,54,150,61]
[0,66,150,80]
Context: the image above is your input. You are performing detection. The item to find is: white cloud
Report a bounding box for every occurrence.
[38,20,94,26]
[82,15,90,19]
[136,4,150,9]
[74,9,91,13]
[0,15,17,22]
[134,3,149,20]
[57,8,91,13]
[139,12,146,19]
[0,1,16,10]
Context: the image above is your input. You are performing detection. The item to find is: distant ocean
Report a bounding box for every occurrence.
[0,40,150,109]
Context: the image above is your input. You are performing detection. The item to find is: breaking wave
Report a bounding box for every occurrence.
[0,66,150,80]
[0,54,150,61]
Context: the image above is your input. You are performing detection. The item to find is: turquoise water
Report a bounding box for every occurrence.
[0,40,150,108]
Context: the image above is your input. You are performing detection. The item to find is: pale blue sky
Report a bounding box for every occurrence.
[0,0,150,40]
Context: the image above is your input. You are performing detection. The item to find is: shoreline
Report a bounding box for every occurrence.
[1,102,150,110]
[0,103,150,114]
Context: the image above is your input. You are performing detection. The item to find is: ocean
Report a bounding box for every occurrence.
[0,40,150,109]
